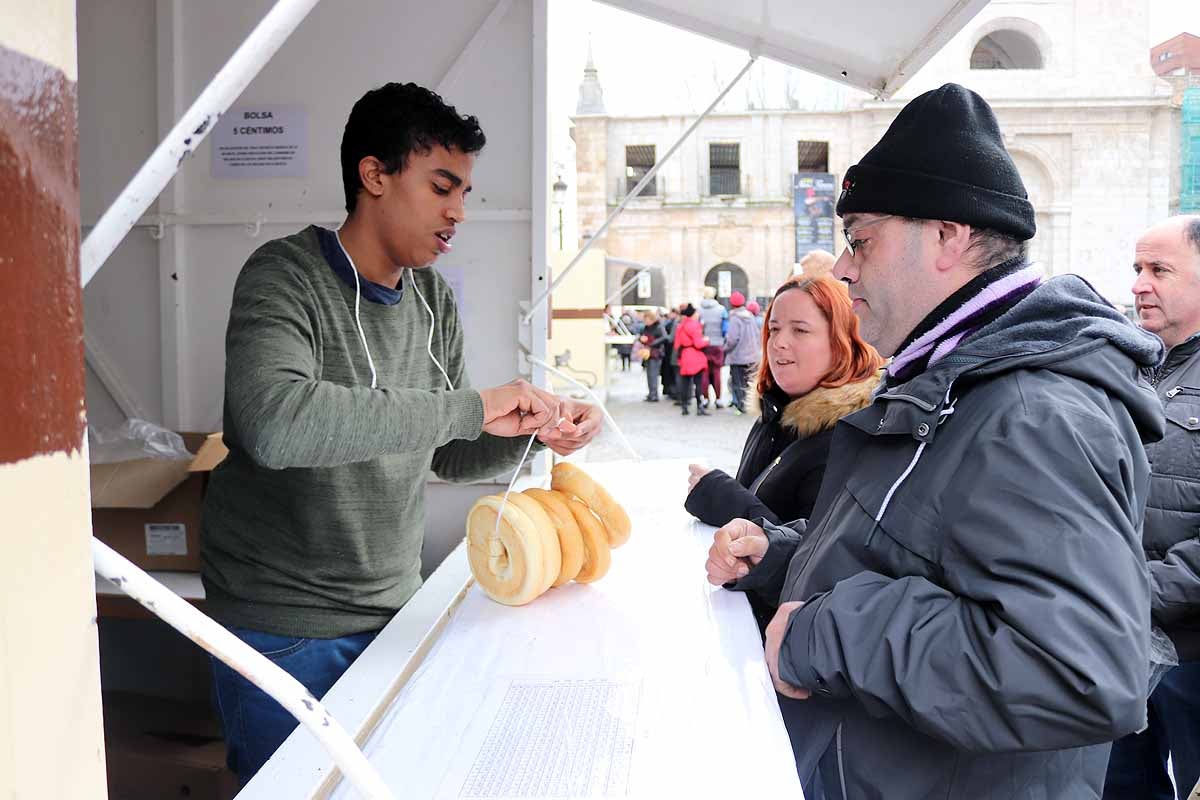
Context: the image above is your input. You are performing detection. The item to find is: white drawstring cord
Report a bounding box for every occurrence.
[407,267,455,391]
[335,231,378,390]
[873,442,927,528]
[867,387,957,544]
[333,234,454,393]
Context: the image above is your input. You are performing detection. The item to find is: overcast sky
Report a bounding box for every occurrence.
[548,0,1200,132]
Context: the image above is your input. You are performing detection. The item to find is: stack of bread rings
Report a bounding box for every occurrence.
[466,463,631,606]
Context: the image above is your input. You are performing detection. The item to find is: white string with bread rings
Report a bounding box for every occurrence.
[494,429,543,538]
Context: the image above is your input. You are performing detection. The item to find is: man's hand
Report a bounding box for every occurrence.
[534,394,603,456]
[687,463,712,492]
[764,601,811,700]
[705,518,767,585]
[479,380,557,438]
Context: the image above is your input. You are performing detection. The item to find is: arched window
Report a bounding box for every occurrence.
[1008,150,1058,276]
[971,29,1044,69]
[620,266,664,307]
[703,263,749,309]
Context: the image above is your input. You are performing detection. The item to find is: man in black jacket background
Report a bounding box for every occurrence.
[1105,214,1200,800]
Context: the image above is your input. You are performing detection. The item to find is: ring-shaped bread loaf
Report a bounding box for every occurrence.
[551,463,632,547]
[505,491,562,594]
[465,495,550,606]
[561,493,612,583]
[522,488,584,586]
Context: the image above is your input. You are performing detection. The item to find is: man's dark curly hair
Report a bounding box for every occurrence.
[340,82,486,213]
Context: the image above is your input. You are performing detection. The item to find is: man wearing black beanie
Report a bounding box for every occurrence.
[705,84,1165,798]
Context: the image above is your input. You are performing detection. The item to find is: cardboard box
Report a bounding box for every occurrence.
[103,691,238,800]
[91,432,228,571]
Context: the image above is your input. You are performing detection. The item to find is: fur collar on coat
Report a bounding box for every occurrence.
[750,370,883,438]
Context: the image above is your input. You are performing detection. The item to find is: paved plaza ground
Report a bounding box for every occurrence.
[573,358,756,478]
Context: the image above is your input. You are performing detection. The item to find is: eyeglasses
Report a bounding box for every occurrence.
[842,214,895,256]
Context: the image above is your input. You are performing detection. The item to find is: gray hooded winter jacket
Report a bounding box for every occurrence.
[724,307,760,366]
[698,297,726,347]
[1144,332,1200,660]
[737,275,1165,799]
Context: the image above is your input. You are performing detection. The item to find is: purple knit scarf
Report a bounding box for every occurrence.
[888,263,1044,383]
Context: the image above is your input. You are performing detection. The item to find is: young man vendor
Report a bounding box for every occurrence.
[200,82,602,782]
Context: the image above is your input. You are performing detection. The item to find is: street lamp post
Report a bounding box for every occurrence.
[552,175,568,251]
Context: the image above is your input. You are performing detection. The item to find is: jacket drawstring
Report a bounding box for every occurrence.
[836,722,848,800]
[865,388,957,547]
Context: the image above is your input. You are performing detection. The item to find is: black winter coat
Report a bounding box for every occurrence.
[639,321,668,361]
[1145,332,1200,660]
[736,276,1164,800]
[685,374,880,528]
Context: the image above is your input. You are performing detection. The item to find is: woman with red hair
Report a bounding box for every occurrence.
[685,275,884,528]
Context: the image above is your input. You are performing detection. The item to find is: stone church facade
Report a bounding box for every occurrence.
[574,0,1182,310]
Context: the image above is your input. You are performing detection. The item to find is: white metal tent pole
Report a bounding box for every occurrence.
[604,257,672,309]
[606,270,647,309]
[91,539,395,800]
[521,54,757,325]
[80,0,323,287]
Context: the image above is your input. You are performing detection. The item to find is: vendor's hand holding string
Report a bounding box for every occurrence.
[535,397,603,456]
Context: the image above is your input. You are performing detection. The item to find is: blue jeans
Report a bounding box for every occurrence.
[1104,662,1200,799]
[210,626,379,784]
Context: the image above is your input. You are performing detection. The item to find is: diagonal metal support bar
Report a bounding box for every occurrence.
[606,270,647,309]
[521,54,757,325]
[92,539,396,799]
[436,0,513,96]
[84,331,149,421]
[81,0,323,287]
[604,256,678,307]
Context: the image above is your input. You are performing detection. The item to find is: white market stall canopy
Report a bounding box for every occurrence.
[81,1,996,795]
[599,0,992,97]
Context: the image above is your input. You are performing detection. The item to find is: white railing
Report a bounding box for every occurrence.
[92,539,395,799]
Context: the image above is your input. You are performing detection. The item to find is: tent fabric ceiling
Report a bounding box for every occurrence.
[597,0,991,98]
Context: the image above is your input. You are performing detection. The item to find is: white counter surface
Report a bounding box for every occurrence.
[241,459,802,800]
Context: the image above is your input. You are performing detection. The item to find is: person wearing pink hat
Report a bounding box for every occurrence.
[746,299,763,332]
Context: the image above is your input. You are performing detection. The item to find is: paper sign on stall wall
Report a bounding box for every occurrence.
[145,523,187,556]
[211,105,308,178]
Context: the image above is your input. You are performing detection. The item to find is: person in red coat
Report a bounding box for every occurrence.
[673,303,709,416]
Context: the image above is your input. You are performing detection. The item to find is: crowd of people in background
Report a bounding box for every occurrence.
[609,285,771,417]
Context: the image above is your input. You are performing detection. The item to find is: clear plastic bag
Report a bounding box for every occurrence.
[88,419,192,464]
[1148,625,1179,696]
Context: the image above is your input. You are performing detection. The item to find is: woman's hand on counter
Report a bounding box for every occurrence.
[687,463,712,492]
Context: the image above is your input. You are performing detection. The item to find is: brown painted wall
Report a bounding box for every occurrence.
[0,42,85,463]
